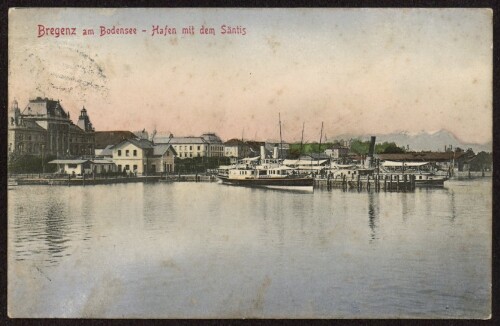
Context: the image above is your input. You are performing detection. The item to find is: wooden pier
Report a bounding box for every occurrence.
[314,174,417,192]
[165,174,218,182]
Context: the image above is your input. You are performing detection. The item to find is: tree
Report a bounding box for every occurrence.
[350,139,370,155]
[380,143,406,154]
[8,153,57,174]
[469,151,492,171]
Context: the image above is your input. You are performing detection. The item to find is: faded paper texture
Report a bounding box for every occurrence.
[8,8,492,318]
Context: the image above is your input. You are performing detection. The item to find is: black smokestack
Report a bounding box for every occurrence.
[368,136,376,158]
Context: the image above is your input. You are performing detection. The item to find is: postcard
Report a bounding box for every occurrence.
[7,8,492,318]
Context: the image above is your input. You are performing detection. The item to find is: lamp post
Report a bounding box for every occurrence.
[41,144,45,174]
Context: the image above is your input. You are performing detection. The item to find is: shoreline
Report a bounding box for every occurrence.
[8,172,491,187]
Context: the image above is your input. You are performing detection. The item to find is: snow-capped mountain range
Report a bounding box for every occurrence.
[334,130,492,153]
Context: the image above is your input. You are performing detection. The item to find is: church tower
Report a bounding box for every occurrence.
[9,99,21,126]
[77,106,94,132]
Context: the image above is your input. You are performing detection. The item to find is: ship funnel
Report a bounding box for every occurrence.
[260,146,266,160]
[273,146,278,159]
[367,136,376,167]
[368,136,376,158]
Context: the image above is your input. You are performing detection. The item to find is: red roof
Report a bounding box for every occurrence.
[376,151,469,162]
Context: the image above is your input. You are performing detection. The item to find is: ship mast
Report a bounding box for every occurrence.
[279,112,283,164]
[299,122,305,157]
[318,121,324,169]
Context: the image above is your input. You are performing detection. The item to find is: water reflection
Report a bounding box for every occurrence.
[8,180,491,318]
[368,191,379,241]
[44,203,69,258]
[10,187,96,266]
[449,189,456,223]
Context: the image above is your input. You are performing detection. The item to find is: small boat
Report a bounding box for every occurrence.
[217,164,314,191]
[379,161,448,187]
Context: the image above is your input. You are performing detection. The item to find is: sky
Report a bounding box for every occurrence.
[8,8,492,144]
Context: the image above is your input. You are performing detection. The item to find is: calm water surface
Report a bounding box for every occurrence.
[8,179,491,318]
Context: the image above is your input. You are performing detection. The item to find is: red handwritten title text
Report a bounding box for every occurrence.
[37,24,247,38]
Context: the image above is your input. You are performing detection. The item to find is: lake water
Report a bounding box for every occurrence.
[8,179,491,318]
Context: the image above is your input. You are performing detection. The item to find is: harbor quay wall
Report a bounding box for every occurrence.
[9,171,490,187]
[9,173,218,186]
[452,171,492,179]
[11,175,161,186]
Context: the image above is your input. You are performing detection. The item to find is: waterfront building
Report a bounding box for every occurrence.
[49,159,92,175]
[224,139,252,161]
[201,133,224,157]
[155,133,223,159]
[49,158,117,175]
[8,98,95,158]
[111,138,176,175]
[325,145,349,160]
[152,144,177,173]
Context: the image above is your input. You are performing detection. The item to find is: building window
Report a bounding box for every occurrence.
[190,153,192,157]
[166,151,170,156]
[126,150,130,157]
[118,150,122,156]
[197,146,200,150]
[125,165,130,170]
[133,150,137,156]
[190,146,192,150]
[118,165,122,172]
[133,165,137,171]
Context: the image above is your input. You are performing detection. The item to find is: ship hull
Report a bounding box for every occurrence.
[217,175,314,190]
[414,178,448,187]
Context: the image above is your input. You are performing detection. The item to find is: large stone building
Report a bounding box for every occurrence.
[8,97,95,158]
[155,133,224,159]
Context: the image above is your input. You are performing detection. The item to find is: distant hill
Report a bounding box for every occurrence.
[334,130,492,153]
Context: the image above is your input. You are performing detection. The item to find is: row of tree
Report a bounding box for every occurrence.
[289,139,406,158]
[8,153,57,174]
